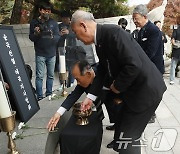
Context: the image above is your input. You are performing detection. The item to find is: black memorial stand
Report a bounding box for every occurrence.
[60,112,103,154]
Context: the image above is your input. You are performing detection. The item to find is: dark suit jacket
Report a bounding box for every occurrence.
[138,21,164,74]
[61,85,89,110]
[171,25,180,59]
[89,24,166,113]
[58,23,76,47]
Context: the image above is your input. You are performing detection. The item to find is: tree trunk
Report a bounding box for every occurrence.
[10,0,24,24]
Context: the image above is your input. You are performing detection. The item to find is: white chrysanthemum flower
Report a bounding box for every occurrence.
[51,94,56,98]
[18,122,25,130]
[12,132,17,139]
[48,95,52,101]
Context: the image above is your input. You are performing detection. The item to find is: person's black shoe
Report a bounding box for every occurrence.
[107,140,115,149]
[37,97,44,101]
[106,124,115,131]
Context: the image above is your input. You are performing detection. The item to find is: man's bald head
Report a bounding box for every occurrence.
[70,10,96,45]
[71,10,95,24]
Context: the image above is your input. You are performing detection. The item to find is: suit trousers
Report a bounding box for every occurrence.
[102,90,122,123]
[113,99,161,154]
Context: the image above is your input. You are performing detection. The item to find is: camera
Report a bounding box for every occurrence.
[35,20,53,39]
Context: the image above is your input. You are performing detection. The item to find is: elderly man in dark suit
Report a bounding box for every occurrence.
[133,5,164,74]
[47,60,104,130]
[70,10,167,154]
[47,60,104,154]
[133,4,165,123]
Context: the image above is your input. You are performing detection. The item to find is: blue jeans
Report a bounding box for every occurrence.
[35,56,56,98]
[170,57,180,81]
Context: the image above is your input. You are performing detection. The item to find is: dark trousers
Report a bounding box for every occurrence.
[102,90,121,123]
[55,49,60,72]
[66,62,74,88]
[113,99,161,154]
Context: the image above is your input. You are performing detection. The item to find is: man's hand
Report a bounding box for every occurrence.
[47,112,61,131]
[34,27,41,35]
[171,38,175,45]
[110,81,120,94]
[4,82,9,90]
[81,97,93,111]
[60,29,69,35]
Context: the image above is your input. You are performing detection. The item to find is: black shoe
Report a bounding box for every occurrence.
[106,124,115,131]
[107,140,115,149]
[37,97,44,101]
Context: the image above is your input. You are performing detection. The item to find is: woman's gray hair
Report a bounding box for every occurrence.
[71,10,95,24]
[133,4,148,16]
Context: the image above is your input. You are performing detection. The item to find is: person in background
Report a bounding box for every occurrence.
[71,10,166,154]
[29,3,60,101]
[169,15,180,85]
[131,26,140,42]
[154,21,167,44]
[59,11,77,47]
[133,5,165,123]
[133,5,164,75]
[56,10,77,88]
[154,20,167,55]
[118,18,130,33]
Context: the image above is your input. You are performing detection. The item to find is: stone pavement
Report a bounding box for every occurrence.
[102,77,180,154]
[0,77,180,154]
